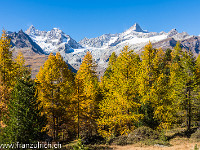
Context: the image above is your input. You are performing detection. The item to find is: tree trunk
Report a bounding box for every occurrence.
[187,89,191,131]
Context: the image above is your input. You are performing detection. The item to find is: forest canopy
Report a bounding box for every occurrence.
[0,31,199,146]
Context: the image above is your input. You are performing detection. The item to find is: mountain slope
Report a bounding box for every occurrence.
[8,30,77,78]
[8,30,45,55]
[150,36,200,57]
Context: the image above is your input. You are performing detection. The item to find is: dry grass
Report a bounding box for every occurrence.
[13,48,48,79]
[111,138,200,150]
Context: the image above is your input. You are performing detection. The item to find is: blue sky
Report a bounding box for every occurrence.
[0,0,200,41]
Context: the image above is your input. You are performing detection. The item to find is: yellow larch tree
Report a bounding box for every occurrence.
[0,30,30,127]
[74,51,99,137]
[137,42,159,128]
[0,30,15,123]
[138,42,176,129]
[98,46,142,139]
[36,52,75,140]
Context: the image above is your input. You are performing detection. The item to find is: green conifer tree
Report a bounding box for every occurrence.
[1,75,47,145]
[170,42,198,130]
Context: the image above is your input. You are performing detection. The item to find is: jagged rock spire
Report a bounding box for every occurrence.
[25,25,36,35]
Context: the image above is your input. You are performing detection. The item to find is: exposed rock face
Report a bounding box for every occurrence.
[181,36,200,56]
[146,36,200,57]
[8,30,45,55]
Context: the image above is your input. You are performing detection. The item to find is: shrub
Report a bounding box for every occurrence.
[191,128,200,141]
[72,139,89,150]
[127,126,160,144]
[194,144,199,150]
[108,126,170,146]
[81,135,106,145]
[109,135,128,146]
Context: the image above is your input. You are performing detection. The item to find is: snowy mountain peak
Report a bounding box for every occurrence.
[127,23,146,33]
[123,23,147,35]
[25,26,82,53]
[167,28,179,37]
[169,28,178,33]
[51,28,63,33]
[28,25,35,30]
[26,25,36,35]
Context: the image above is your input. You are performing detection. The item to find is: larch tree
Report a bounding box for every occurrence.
[103,52,117,79]
[137,42,160,128]
[170,42,198,130]
[0,30,19,124]
[36,52,75,140]
[100,52,117,97]
[138,43,176,129]
[169,42,185,123]
[0,30,13,86]
[14,52,31,78]
[150,48,176,129]
[195,54,200,123]
[181,51,198,130]
[0,31,12,118]
[74,51,99,137]
[98,46,142,138]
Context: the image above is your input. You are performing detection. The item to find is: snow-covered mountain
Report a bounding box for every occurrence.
[22,23,199,76]
[79,23,189,49]
[25,25,82,54]
[76,23,191,74]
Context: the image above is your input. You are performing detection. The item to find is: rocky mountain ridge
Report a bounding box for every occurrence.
[25,25,82,53]
[7,23,200,77]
